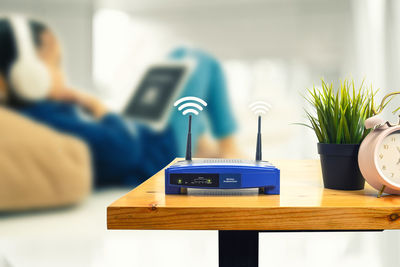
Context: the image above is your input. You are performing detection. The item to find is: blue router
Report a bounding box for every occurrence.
[165,116,280,195]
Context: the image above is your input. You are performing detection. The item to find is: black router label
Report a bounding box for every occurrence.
[170,173,219,187]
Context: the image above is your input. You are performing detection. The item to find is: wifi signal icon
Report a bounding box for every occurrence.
[249,101,271,115]
[174,96,207,116]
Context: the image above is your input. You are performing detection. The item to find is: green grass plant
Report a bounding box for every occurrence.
[301,79,377,144]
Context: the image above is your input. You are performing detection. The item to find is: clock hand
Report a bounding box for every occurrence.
[397,146,400,153]
[397,158,400,165]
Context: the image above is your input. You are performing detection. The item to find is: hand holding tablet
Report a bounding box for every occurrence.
[123,60,195,131]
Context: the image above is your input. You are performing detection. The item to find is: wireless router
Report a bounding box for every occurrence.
[165,116,280,195]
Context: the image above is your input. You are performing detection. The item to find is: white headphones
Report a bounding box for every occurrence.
[8,16,51,101]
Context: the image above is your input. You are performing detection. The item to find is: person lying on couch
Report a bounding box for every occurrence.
[0,16,239,188]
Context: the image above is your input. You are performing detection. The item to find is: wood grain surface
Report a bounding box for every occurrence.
[107,159,400,230]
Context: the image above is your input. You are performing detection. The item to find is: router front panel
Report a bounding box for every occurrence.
[165,159,280,195]
[170,173,220,188]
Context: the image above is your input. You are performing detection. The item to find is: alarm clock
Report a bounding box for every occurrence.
[358,93,400,195]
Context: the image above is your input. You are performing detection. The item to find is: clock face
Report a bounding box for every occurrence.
[376,132,400,184]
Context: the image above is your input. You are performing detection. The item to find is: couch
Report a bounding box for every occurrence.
[0,107,92,211]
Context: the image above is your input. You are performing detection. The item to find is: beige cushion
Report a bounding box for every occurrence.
[0,107,92,211]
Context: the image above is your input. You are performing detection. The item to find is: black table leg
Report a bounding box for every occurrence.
[219,230,259,267]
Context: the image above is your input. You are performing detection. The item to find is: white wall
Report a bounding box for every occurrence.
[0,0,94,90]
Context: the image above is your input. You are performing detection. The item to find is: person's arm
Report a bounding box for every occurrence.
[49,87,108,119]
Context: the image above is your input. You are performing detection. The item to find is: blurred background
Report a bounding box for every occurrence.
[1,0,400,266]
[4,0,400,159]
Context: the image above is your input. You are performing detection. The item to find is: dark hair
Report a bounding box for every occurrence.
[0,18,48,105]
[0,18,47,74]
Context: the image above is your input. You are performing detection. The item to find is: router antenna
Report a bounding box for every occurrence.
[185,115,192,161]
[255,115,262,161]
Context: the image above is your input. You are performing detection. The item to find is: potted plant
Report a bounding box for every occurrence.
[301,79,376,190]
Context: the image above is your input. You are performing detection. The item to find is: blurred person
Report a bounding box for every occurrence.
[0,16,239,188]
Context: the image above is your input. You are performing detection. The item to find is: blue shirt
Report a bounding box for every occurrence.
[18,101,177,187]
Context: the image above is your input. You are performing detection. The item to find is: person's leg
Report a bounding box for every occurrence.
[168,48,209,157]
[204,55,240,157]
[168,47,239,158]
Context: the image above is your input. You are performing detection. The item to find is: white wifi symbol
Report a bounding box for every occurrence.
[249,101,271,115]
[174,96,208,116]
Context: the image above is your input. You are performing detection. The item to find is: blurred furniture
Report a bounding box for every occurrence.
[0,107,92,211]
[107,159,400,267]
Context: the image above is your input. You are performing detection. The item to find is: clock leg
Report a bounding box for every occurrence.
[377,185,386,198]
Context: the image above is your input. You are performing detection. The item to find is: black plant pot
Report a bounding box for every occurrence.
[317,143,365,190]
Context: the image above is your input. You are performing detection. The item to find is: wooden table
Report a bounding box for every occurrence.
[107,159,400,267]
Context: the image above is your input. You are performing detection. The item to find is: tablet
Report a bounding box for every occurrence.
[123,60,194,131]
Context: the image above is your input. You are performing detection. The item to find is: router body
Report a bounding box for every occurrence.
[165,115,280,195]
[165,159,280,195]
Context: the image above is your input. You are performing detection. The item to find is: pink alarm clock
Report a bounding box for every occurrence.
[359,114,400,195]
